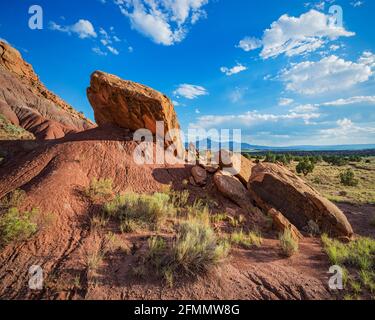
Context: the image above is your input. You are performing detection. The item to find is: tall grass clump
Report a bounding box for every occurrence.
[169,218,230,275]
[104,192,176,231]
[85,178,113,202]
[279,229,299,257]
[231,229,263,248]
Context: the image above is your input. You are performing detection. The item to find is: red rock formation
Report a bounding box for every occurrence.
[0,40,95,140]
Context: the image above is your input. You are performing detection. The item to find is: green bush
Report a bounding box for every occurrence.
[264,152,276,163]
[0,207,38,245]
[340,169,359,187]
[279,229,299,257]
[296,158,315,176]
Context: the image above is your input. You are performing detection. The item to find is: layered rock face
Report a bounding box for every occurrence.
[0,41,95,140]
[248,162,354,238]
[87,71,183,154]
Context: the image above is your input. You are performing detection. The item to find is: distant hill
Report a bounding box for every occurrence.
[186,139,375,152]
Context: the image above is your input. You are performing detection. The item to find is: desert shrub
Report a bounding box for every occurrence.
[82,241,106,274]
[85,178,113,202]
[104,192,175,231]
[276,154,288,165]
[296,158,315,176]
[169,219,230,275]
[264,152,276,163]
[279,229,299,257]
[170,190,190,209]
[0,189,26,210]
[231,229,263,248]
[340,169,359,187]
[145,218,230,280]
[0,207,38,245]
[90,214,109,231]
[323,156,349,167]
[349,155,362,163]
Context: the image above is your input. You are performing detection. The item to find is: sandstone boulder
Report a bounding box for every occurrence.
[248,163,353,238]
[87,71,183,154]
[268,208,303,241]
[191,166,207,186]
[216,150,256,186]
[214,170,255,212]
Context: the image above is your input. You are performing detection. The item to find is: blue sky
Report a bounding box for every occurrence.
[1,0,375,146]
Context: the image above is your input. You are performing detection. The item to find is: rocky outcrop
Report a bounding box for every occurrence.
[0,41,94,140]
[248,163,354,238]
[87,71,183,154]
[214,170,255,212]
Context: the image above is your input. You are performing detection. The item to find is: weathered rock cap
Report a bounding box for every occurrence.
[87,71,183,154]
[247,162,354,238]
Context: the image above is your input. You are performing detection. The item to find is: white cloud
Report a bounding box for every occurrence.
[50,19,97,39]
[290,104,319,113]
[220,63,247,76]
[320,118,375,138]
[321,96,375,106]
[236,37,262,52]
[238,10,354,59]
[174,84,208,99]
[98,27,121,55]
[358,51,375,68]
[279,54,373,95]
[278,98,294,106]
[116,0,209,45]
[351,1,364,8]
[191,110,321,129]
[92,47,108,56]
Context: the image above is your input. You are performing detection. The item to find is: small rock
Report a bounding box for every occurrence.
[191,166,207,186]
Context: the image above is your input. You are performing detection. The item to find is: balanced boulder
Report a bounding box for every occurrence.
[247,163,353,238]
[87,71,183,154]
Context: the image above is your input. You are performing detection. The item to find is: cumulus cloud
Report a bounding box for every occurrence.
[236,37,262,52]
[279,53,373,95]
[220,63,247,76]
[174,84,208,99]
[237,10,354,59]
[191,110,321,129]
[116,0,209,45]
[320,118,375,138]
[50,19,97,39]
